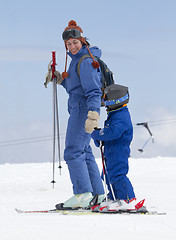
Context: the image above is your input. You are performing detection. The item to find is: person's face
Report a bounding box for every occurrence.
[66,38,82,55]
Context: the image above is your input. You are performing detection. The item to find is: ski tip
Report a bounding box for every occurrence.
[15,208,23,213]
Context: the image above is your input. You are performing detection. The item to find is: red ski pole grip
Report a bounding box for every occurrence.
[51,51,57,79]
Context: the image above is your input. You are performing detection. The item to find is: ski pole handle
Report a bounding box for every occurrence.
[51,51,57,79]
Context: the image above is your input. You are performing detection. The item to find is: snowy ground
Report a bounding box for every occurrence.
[0,157,176,240]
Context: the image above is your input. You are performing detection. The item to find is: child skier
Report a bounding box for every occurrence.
[91,84,144,212]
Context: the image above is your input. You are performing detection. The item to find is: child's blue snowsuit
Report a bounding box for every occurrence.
[91,106,135,200]
[61,45,104,196]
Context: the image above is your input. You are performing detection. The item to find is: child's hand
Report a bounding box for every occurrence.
[93,139,100,147]
[91,128,101,147]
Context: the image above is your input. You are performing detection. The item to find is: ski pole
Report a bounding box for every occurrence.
[54,84,62,175]
[100,142,108,202]
[52,52,62,173]
[100,142,116,201]
[50,51,62,188]
[51,51,56,188]
[103,158,116,201]
[52,52,62,174]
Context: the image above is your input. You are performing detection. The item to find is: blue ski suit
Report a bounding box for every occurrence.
[61,45,104,196]
[91,106,135,200]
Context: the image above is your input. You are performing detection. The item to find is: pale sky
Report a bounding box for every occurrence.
[0,0,176,163]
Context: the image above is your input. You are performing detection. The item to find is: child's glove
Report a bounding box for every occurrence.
[91,128,101,147]
[85,111,100,134]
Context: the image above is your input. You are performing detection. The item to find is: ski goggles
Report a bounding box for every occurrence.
[62,29,83,41]
[102,94,129,106]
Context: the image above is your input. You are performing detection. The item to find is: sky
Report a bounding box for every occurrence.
[0,0,176,163]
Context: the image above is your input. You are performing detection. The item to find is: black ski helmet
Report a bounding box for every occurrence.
[102,84,129,110]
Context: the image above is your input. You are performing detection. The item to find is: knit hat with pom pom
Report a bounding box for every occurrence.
[63,20,83,39]
[62,20,100,80]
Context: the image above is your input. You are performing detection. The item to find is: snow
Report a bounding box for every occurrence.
[0,157,176,240]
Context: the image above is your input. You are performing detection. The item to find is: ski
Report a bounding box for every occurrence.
[15,208,166,215]
[15,208,99,215]
[99,210,166,215]
[15,208,58,214]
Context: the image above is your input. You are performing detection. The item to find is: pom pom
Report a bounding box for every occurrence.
[68,20,77,27]
[62,71,69,79]
[92,61,100,69]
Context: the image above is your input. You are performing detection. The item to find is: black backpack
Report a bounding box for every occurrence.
[77,54,115,95]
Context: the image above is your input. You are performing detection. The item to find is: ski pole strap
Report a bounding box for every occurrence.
[51,51,57,79]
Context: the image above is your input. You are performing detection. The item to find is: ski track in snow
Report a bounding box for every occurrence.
[0,157,176,240]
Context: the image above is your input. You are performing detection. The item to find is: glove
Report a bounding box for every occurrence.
[91,129,101,147]
[85,111,100,134]
[44,61,63,88]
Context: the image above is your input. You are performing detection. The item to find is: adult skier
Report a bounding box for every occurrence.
[45,20,104,209]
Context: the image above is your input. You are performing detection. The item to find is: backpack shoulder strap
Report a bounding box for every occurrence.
[77,54,98,78]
